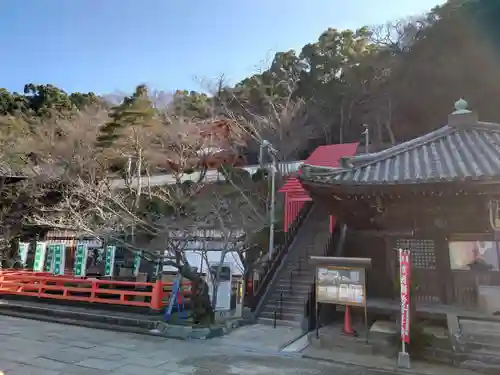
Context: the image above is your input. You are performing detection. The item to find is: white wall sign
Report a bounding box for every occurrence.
[207,263,232,311]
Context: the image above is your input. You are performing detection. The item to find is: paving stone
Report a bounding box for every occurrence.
[64,341,98,349]
[75,357,124,371]
[120,356,169,367]
[0,349,41,364]
[0,315,473,375]
[4,364,62,375]
[159,361,198,373]
[55,364,106,375]
[85,344,129,356]
[22,357,67,371]
[41,350,88,364]
[109,364,170,375]
[0,359,24,371]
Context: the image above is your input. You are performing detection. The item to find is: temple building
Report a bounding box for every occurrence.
[299,99,500,313]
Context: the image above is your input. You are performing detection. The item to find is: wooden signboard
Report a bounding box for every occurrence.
[310,256,371,342]
[316,266,366,306]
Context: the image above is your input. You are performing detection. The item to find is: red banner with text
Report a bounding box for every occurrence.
[399,250,411,344]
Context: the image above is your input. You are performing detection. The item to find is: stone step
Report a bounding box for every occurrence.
[265,294,306,303]
[284,274,315,281]
[268,299,308,309]
[460,319,500,335]
[262,305,305,315]
[257,317,301,328]
[282,269,315,277]
[267,292,308,301]
[283,268,314,275]
[281,268,315,276]
[463,332,500,350]
[274,287,312,296]
[468,347,500,360]
[256,205,332,322]
[262,300,305,312]
[275,281,313,289]
[460,360,500,375]
[269,293,308,302]
[277,277,315,284]
[276,270,314,278]
[307,332,374,356]
[0,299,226,340]
[259,310,303,322]
[458,349,500,367]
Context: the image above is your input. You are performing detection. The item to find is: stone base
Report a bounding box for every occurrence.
[0,298,227,340]
[308,325,374,356]
[397,351,411,369]
[150,323,225,339]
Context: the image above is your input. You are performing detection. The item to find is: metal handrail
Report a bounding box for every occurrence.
[289,270,293,295]
[273,308,277,328]
[280,290,283,319]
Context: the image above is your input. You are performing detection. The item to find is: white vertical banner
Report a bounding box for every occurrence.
[104,245,116,277]
[133,251,142,276]
[74,242,89,277]
[44,245,55,273]
[50,244,66,276]
[18,242,29,266]
[33,242,47,272]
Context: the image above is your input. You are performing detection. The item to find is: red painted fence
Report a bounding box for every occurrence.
[0,270,191,310]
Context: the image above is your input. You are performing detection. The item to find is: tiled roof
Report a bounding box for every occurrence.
[300,121,500,186]
[280,143,358,194]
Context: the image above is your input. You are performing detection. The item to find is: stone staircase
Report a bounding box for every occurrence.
[256,205,332,327]
[455,318,500,374]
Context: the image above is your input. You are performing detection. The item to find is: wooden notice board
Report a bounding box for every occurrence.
[316,266,366,306]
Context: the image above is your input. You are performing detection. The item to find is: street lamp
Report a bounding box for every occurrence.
[259,140,278,260]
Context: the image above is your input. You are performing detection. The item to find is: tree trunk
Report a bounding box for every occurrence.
[164,260,214,325]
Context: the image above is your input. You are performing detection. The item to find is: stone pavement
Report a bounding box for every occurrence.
[212,323,304,351]
[0,316,394,375]
[302,345,478,375]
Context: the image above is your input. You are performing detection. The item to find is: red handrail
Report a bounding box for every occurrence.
[0,273,191,310]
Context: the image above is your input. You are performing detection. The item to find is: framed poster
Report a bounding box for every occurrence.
[316,266,366,306]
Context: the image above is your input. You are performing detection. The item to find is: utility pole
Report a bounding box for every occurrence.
[261,140,278,260]
[362,124,370,154]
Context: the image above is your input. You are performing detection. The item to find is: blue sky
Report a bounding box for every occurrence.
[1,0,445,95]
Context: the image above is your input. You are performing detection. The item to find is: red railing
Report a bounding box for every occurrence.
[0,271,191,310]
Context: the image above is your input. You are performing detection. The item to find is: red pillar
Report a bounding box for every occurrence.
[150,279,163,310]
[284,194,289,233]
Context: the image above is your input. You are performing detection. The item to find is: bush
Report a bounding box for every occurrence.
[390,321,433,359]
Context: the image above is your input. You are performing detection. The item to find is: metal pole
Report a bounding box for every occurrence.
[268,154,276,259]
[259,142,266,169]
[363,124,369,154]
